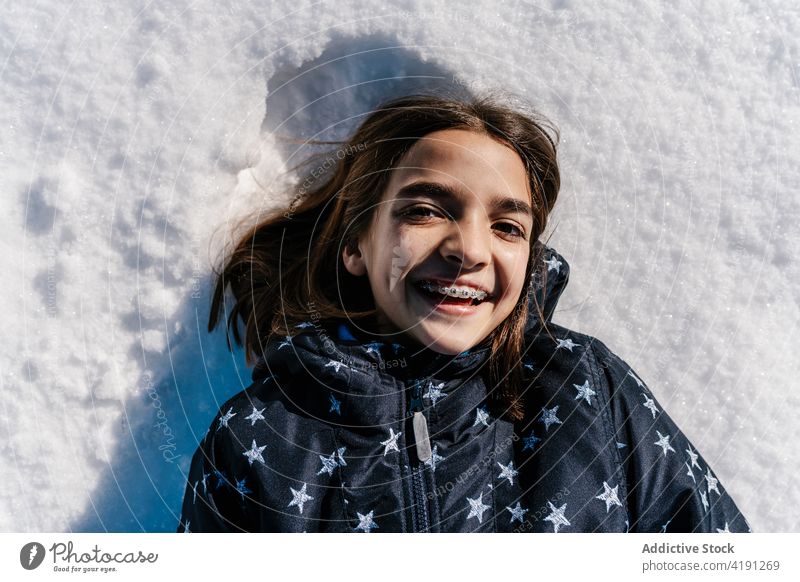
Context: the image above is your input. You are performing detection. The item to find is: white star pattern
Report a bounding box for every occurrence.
[539,406,563,431]
[473,406,490,427]
[686,446,701,470]
[627,370,645,389]
[642,394,659,419]
[380,427,402,456]
[324,360,348,374]
[556,338,580,351]
[277,335,293,350]
[595,481,623,513]
[544,501,570,533]
[685,462,696,483]
[213,469,227,490]
[573,380,596,405]
[317,452,339,476]
[716,522,730,533]
[497,461,519,486]
[423,382,447,407]
[700,490,709,511]
[328,393,342,415]
[192,480,198,504]
[335,447,347,467]
[235,477,252,500]
[654,430,676,457]
[244,406,266,426]
[183,520,190,533]
[522,432,541,452]
[288,483,314,514]
[354,510,379,532]
[424,445,445,472]
[544,256,562,273]
[364,342,382,355]
[217,407,236,431]
[466,492,491,524]
[705,468,721,496]
[243,439,267,465]
[506,502,528,524]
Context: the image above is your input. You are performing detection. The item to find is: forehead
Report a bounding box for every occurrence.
[387,129,530,200]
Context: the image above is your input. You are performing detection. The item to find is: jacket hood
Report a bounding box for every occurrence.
[251,242,569,387]
[526,242,569,332]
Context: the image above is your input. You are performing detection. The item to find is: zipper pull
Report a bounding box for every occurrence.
[410,380,432,462]
[413,411,432,462]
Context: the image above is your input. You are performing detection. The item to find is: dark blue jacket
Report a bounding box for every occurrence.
[177,246,750,533]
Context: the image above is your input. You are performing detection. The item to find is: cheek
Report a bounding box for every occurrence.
[375,229,429,299]
[390,229,435,277]
[392,230,416,271]
[386,233,416,294]
[361,218,395,277]
[496,246,531,294]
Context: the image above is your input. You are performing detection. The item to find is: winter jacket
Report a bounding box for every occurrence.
[177,245,750,533]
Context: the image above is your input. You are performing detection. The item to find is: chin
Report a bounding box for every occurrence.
[410,326,488,355]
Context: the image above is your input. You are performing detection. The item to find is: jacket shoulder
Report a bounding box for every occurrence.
[525,324,750,533]
[177,377,341,533]
[584,335,751,533]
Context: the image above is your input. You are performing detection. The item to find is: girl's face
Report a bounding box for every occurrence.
[342,129,534,355]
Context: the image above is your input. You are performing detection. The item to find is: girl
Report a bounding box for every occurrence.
[177,93,749,533]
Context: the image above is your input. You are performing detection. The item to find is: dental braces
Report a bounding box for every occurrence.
[418,280,489,301]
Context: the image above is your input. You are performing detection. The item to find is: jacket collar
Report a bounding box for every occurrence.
[251,322,493,426]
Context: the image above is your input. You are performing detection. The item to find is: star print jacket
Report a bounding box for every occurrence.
[177,245,750,533]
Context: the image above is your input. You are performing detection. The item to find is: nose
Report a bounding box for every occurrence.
[439,213,493,269]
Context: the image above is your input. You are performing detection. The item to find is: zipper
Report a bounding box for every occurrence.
[408,379,432,532]
[411,465,429,532]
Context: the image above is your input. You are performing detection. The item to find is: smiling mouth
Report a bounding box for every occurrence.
[411,280,492,307]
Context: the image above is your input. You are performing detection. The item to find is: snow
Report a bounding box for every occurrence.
[1,0,797,532]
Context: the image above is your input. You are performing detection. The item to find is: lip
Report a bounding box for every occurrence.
[408,279,492,316]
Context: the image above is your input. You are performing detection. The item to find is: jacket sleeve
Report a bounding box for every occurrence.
[176,411,259,533]
[592,341,751,533]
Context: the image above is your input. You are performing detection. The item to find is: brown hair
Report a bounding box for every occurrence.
[209,92,560,421]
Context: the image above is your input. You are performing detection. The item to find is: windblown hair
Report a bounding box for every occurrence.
[209,92,560,421]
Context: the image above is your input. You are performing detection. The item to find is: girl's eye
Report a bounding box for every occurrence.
[399,206,444,219]
[494,222,526,239]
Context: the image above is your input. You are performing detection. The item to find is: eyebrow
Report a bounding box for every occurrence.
[394,181,534,218]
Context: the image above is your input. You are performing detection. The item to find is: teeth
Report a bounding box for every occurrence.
[418,280,489,301]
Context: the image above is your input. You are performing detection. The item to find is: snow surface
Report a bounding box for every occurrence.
[1,0,797,532]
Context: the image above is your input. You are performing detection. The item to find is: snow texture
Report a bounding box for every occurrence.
[1,0,797,532]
